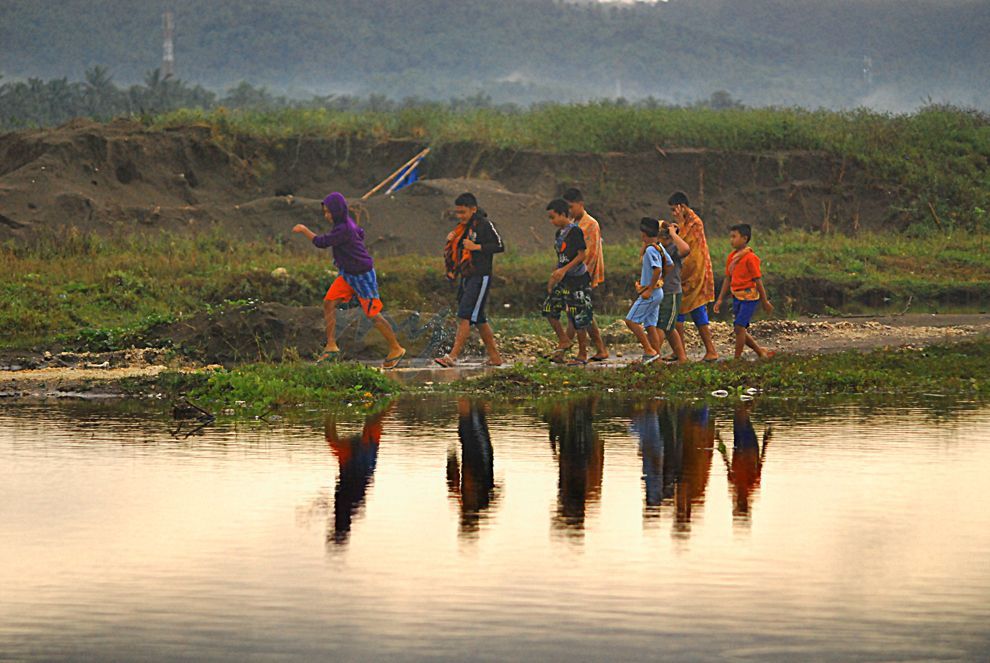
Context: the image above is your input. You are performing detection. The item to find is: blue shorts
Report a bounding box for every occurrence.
[457,275,492,325]
[676,304,710,326]
[732,298,759,328]
[626,291,663,328]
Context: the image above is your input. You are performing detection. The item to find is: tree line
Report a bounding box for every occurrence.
[0,68,748,131]
[1,0,986,111]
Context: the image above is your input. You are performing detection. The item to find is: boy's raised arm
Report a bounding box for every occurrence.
[292,224,317,241]
[669,224,691,257]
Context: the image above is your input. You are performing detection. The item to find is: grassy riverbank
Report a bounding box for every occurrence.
[459,340,990,399]
[147,339,990,414]
[2,229,989,352]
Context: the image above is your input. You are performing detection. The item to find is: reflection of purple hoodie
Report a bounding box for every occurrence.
[313,192,375,275]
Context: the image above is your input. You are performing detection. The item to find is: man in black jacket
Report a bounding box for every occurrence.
[436,192,504,367]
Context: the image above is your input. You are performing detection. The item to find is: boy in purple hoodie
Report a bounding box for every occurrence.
[293,192,406,368]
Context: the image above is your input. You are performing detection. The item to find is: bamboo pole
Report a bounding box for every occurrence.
[384,154,427,195]
[360,147,430,200]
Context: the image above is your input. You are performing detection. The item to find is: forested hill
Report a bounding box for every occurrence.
[1,0,988,110]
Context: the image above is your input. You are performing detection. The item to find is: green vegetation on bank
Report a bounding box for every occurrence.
[2,229,989,351]
[153,104,990,231]
[146,339,990,414]
[153,362,399,414]
[459,340,990,399]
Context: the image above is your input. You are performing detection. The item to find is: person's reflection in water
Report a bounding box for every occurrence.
[631,401,664,519]
[546,396,604,537]
[446,398,499,537]
[719,401,771,526]
[670,404,714,539]
[325,406,390,547]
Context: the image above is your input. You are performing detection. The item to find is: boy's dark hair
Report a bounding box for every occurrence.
[730,223,752,242]
[667,191,690,207]
[562,188,583,203]
[455,192,478,208]
[546,198,571,216]
[640,217,660,237]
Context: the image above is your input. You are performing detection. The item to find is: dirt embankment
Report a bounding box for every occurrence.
[0,119,903,253]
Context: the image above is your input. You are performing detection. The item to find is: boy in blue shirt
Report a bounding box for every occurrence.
[625,218,673,364]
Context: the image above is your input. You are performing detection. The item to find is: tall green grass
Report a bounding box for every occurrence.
[3,229,989,351]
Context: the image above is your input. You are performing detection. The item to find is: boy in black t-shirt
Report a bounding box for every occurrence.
[543,198,593,365]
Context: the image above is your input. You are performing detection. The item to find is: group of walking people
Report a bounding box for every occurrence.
[293,186,774,368]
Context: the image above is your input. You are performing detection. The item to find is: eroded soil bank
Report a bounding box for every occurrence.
[1,119,901,253]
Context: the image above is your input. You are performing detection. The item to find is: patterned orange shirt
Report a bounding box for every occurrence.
[675,207,715,313]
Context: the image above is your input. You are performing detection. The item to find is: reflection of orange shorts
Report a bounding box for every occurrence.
[324,274,383,318]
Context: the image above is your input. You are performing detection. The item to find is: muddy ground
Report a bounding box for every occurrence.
[1,119,904,253]
[2,312,988,398]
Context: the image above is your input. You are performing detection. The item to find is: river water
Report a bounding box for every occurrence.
[2,396,989,661]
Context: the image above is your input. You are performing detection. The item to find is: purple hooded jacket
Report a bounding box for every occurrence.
[313,192,375,275]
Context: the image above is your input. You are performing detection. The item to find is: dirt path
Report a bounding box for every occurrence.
[1,314,988,396]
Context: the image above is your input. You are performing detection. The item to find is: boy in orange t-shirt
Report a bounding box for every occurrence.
[714,224,774,360]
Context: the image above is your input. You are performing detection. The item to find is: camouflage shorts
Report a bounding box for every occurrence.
[543,281,594,330]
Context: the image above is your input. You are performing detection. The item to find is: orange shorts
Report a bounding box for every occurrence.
[324,275,383,318]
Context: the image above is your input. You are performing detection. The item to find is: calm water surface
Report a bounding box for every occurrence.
[2,396,989,661]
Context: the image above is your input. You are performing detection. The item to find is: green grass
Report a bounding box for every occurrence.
[153,104,990,230]
[458,340,990,399]
[139,339,990,415]
[153,361,400,414]
[3,229,989,351]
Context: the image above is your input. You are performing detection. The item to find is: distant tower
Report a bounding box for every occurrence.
[162,10,175,79]
[862,55,873,87]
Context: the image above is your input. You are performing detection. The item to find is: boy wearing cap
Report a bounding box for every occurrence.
[293,192,406,368]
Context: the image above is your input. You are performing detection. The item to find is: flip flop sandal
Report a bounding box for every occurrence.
[484,359,504,367]
[760,350,777,360]
[434,354,456,368]
[382,349,406,370]
[567,358,588,366]
[642,354,661,365]
[589,355,609,362]
[549,350,568,364]
[702,357,720,363]
[316,350,341,363]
